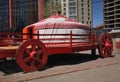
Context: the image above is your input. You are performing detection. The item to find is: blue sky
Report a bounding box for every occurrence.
[92,0,104,27]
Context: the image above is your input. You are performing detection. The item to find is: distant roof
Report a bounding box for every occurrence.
[109,27,120,34]
[94,23,104,30]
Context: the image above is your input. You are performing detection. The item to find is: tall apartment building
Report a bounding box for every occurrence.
[77,0,92,27]
[61,0,77,20]
[104,0,120,29]
[61,0,92,27]
[0,0,44,32]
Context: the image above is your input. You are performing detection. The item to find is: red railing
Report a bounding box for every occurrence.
[0,31,99,47]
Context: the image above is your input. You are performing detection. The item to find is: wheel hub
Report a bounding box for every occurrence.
[105,42,112,48]
[30,51,38,59]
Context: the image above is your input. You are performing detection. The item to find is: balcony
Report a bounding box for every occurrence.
[104,0,114,4]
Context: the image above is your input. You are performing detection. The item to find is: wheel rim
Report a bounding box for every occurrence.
[16,39,48,72]
[98,33,113,58]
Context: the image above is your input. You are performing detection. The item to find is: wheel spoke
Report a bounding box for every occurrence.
[107,38,110,43]
[107,48,111,56]
[31,60,35,67]
[24,57,31,63]
[102,47,106,51]
[102,38,105,43]
[37,49,43,55]
[108,47,112,53]
[36,58,42,63]
[25,49,31,55]
[105,48,108,57]
[32,45,36,51]
[108,48,112,56]
[103,36,106,42]
[108,39,112,44]
[101,42,105,46]
[102,47,106,54]
[105,36,109,42]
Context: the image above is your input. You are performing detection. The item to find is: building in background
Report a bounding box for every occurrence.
[14,0,38,32]
[0,0,44,32]
[61,0,92,28]
[104,0,120,30]
[77,0,92,28]
[61,0,77,20]
[0,0,93,32]
[104,0,120,49]
[0,0,9,32]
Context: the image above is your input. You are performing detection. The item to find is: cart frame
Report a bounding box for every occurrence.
[0,27,113,71]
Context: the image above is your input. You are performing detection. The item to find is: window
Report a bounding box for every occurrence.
[82,16,84,19]
[64,4,66,7]
[69,0,76,1]
[87,21,88,24]
[69,16,76,20]
[69,2,76,6]
[88,5,89,7]
[82,12,84,15]
[81,3,84,7]
[63,12,66,15]
[88,9,90,12]
[69,11,76,15]
[88,17,90,20]
[88,13,90,16]
[82,8,84,11]
[88,0,89,3]
[69,7,76,10]
[63,8,66,11]
[82,21,84,23]
[63,0,66,2]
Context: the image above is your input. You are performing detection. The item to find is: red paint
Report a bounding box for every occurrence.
[0,14,113,72]
[105,43,112,48]
[116,42,120,49]
[98,33,113,58]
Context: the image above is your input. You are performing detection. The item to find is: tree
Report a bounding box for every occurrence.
[44,1,61,18]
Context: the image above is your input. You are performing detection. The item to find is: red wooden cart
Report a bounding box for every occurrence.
[0,14,113,72]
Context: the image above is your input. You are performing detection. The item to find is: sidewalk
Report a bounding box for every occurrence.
[0,50,120,82]
[27,63,120,82]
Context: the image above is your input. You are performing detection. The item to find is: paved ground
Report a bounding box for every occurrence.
[27,63,120,82]
[0,49,120,82]
[26,49,120,82]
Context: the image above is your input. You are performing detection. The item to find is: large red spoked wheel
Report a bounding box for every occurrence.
[98,33,113,58]
[16,39,48,72]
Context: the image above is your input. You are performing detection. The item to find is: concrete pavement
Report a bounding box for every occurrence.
[27,63,120,82]
[0,50,120,82]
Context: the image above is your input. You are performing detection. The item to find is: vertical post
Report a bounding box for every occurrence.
[76,0,79,21]
[88,31,91,44]
[37,31,39,40]
[8,0,16,29]
[29,0,34,24]
[8,0,12,29]
[8,33,11,46]
[70,30,72,48]
[90,0,93,44]
[38,0,44,21]
[92,32,95,45]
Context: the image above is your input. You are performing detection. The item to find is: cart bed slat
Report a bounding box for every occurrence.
[0,46,19,50]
